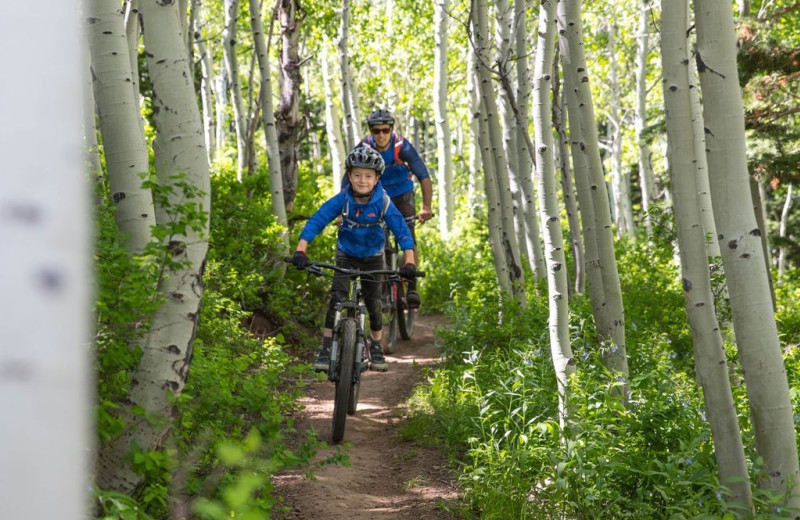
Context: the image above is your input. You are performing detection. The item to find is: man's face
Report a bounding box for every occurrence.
[348,167,379,196]
[370,125,392,150]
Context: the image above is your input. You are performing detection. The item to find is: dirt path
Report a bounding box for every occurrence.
[273,314,463,520]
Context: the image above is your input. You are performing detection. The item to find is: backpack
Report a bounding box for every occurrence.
[341,192,391,228]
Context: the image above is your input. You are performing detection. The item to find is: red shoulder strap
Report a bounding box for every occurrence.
[392,133,405,166]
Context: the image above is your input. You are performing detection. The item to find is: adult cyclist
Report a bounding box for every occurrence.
[352,109,433,309]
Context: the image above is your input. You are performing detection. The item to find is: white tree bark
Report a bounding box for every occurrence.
[433,0,454,239]
[635,0,656,235]
[494,0,530,268]
[223,0,248,178]
[88,0,155,253]
[1,6,90,519]
[194,0,216,163]
[514,0,547,281]
[559,0,629,385]
[467,43,484,217]
[695,0,800,506]
[471,32,512,295]
[607,24,634,237]
[473,0,524,302]
[688,59,720,257]
[553,67,585,295]
[97,0,211,493]
[662,0,752,510]
[322,49,347,194]
[215,67,229,153]
[83,66,103,184]
[778,184,793,278]
[534,0,574,426]
[249,0,288,239]
[338,0,357,151]
[123,0,141,102]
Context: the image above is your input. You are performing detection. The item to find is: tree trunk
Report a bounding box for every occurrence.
[688,59,720,257]
[338,0,357,151]
[553,64,585,295]
[607,24,634,238]
[749,178,776,309]
[534,0,574,427]
[471,39,512,295]
[250,0,288,241]
[433,0,454,239]
[473,0,524,303]
[276,0,301,210]
[494,0,530,271]
[223,0,248,178]
[194,0,216,163]
[558,0,629,386]
[636,0,656,235]
[694,0,800,506]
[467,43,484,218]
[661,0,753,511]
[84,67,103,187]
[322,49,347,193]
[1,4,90,517]
[96,0,211,493]
[123,0,141,102]
[88,0,155,253]
[778,184,793,278]
[514,0,547,281]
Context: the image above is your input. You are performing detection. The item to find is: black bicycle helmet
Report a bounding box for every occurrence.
[367,109,395,127]
[345,145,385,175]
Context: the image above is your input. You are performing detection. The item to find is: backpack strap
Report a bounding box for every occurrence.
[341,192,391,228]
[392,133,405,167]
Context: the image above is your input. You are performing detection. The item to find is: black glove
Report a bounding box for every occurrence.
[291,250,310,270]
[398,263,417,280]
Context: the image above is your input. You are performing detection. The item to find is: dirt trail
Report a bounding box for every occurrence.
[273,314,462,520]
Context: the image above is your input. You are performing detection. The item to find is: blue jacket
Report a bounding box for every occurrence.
[299,186,415,258]
[343,133,430,198]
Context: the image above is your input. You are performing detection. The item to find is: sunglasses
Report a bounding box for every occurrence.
[370,127,392,135]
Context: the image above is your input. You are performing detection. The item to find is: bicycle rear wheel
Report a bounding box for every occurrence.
[333,318,356,443]
[383,283,398,354]
[397,282,416,340]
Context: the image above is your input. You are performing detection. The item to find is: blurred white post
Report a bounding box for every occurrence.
[0,2,91,520]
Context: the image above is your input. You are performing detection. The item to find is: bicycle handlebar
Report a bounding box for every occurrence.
[283,257,425,278]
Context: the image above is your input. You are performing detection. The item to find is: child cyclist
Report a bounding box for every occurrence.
[290,146,418,372]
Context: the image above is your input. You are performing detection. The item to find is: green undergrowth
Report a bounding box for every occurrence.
[94,167,334,519]
[403,224,800,520]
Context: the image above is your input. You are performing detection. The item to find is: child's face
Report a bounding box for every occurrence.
[348,167,379,196]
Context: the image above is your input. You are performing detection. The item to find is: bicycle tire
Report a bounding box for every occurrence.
[348,347,360,416]
[397,282,416,340]
[383,282,399,354]
[333,318,357,443]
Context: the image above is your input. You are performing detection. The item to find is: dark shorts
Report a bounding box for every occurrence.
[326,250,385,332]
[391,191,417,244]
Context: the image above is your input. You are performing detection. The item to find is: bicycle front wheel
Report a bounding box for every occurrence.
[333,318,357,443]
[397,282,416,340]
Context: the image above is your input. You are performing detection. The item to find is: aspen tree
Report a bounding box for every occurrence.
[662,0,752,511]
[778,185,793,278]
[276,0,301,209]
[558,0,628,384]
[194,0,217,162]
[434,0,454,239]
[223,0,248,178]
[1,4,89,517]
[97,0,211,492]
[467,43,484,216]
[88,0,155,253]
[321,50,347,193]
[338,0,357,151]
[695,0,800,505]
[635,0,656,234]
[534,0,574,425]
[473,0,525,303]
[250,0,288,239]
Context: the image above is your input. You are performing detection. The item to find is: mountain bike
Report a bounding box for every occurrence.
[287,258,423,443]
[381,215,418,354]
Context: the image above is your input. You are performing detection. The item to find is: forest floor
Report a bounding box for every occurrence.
[272,313,466,520]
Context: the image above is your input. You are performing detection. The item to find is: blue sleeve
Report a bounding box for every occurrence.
[299,193,345,243]
[384,201,415,251]
[399,141,430,181]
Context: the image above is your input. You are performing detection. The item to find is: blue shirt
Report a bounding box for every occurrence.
[299,186,415,258]
[343,133,430,198]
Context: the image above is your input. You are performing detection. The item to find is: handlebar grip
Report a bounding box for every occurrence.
[283,256,293,263]
[416,271,425,278]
